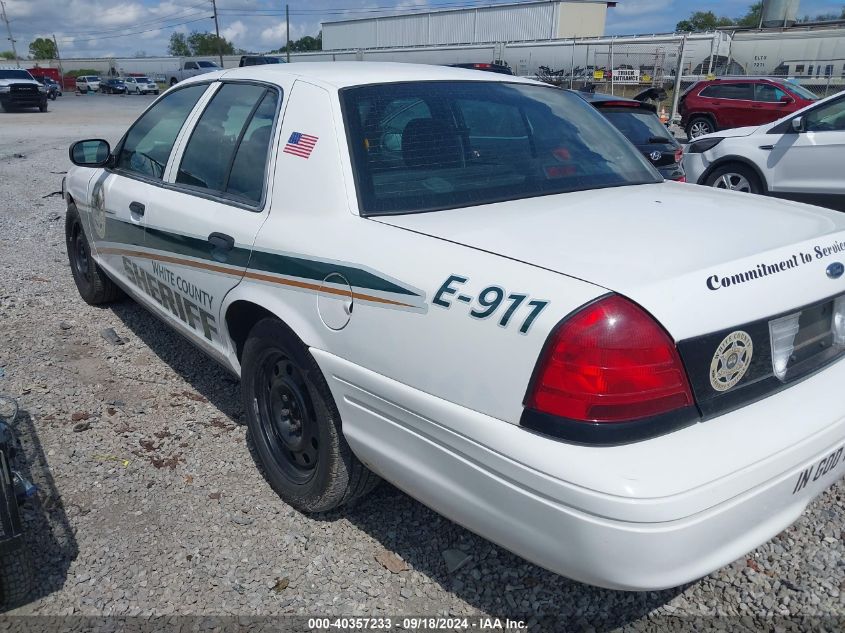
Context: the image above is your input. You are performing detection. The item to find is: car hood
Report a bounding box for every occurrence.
[378,182,845,339]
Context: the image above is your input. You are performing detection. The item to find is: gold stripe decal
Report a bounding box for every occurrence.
[99,247,417,309]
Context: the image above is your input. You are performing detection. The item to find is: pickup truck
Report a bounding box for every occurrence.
[167,60,221,86]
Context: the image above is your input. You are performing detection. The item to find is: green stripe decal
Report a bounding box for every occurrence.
[100,216,420,298]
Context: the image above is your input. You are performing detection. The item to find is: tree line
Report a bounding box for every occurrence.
[677,2,845,32]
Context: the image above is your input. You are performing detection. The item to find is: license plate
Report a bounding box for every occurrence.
[792,445,844,495]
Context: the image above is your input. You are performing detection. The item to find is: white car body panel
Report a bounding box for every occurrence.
[64,63,845,591]
[684,90,845,207]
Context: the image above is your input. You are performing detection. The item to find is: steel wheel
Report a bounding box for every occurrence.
[254,350,319,484]
[713,172,752,192]
[72,221,93,285]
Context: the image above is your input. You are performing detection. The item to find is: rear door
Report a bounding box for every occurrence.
[139,80,283,358]
[90,83,212,291]
[768,94,845,201]
[717,82,755,128]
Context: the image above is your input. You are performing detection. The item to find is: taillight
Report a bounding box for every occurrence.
[674,175,687,183]
[674,147,683,163]
[525,295,694,424]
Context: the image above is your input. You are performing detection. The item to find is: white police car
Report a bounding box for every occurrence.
[684,89,845,211]
[64,63,845,591]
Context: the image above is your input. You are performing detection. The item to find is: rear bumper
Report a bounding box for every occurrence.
[315,348,845,591]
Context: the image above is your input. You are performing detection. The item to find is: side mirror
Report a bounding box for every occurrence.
[791,117,804,133]
[69,139,112,167]
[779,95,794,104]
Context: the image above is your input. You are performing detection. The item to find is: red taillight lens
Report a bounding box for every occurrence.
[674,175,687,183]
[674,148,683,163]
[526,295,694,423]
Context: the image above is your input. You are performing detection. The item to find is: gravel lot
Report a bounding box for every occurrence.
[0,94,843,630]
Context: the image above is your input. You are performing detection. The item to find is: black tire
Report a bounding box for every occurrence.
[0,547,33,609]
[38,102,47,112]
[65,204,123,305]
[49,93,56,101]
[241,318,379,512]
[686,116,715,140]
[704,163,764,194]
[169,77,177,86]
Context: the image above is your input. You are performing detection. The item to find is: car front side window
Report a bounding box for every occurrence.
[804,98,845,132]
[115,84,208,180]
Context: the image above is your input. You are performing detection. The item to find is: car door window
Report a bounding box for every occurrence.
[804,98,845,132]
[176,83,277,202]
[754,84,786,102]
[226,90,280,203]
[116,84,208,180]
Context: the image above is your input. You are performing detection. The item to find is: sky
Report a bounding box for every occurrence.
[2,0,844,59]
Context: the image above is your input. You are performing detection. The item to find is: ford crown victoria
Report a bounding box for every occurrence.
[63,63,845,591]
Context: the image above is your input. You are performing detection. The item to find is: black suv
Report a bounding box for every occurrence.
[576,91,685,182]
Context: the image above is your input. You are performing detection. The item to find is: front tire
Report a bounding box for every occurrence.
[38,101,47,112]
[704,163,763,195]
[241,318,379,513]
[686,116,715,139]
[65,204,123,305]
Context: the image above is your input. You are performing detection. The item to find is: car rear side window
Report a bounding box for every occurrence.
[176,83,279,204]
[116,83,208,180]
[700,83,752,100]
[341,81,659,216]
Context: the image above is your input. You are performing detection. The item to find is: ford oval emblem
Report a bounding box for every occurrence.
[827,262,844,279]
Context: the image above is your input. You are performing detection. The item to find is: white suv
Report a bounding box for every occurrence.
[75,75,101,93]
[124,76,159,95]
[684,90,845,211]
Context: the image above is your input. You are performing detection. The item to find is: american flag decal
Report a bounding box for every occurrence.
[283,132,318,159]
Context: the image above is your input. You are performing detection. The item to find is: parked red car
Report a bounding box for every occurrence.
[679,77,818,139]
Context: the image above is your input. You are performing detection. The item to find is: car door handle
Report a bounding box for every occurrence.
[129,201,145,216]
[208,232,234,252]
[759,145,774,150]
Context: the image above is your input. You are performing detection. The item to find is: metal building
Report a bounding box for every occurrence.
[322,1,614,51]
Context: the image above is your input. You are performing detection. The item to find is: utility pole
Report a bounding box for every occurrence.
[0,0,20,68]
[210,0,223,68]
[286,4,290,63]
[52,34,65,91]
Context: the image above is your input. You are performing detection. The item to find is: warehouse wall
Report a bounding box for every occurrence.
[557,3,607,38]
[322,1,606,50]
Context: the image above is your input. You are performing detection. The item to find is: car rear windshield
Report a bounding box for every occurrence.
[600,109,675,146]
[341,81,660,215]
[0,70,32,80]
[136,77,150,82]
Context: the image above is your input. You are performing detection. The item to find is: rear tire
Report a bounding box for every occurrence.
[0,547,33,609]
[38,102,47,112]
[169,78,177,86]
[704,163,763,195]
[241,318,379,513]
[686,116,715,139]
[65,204,123,305]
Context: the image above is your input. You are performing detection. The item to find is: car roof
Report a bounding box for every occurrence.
[186,62,540,91]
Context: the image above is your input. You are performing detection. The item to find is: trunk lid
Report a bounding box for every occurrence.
[378,182,845,340]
